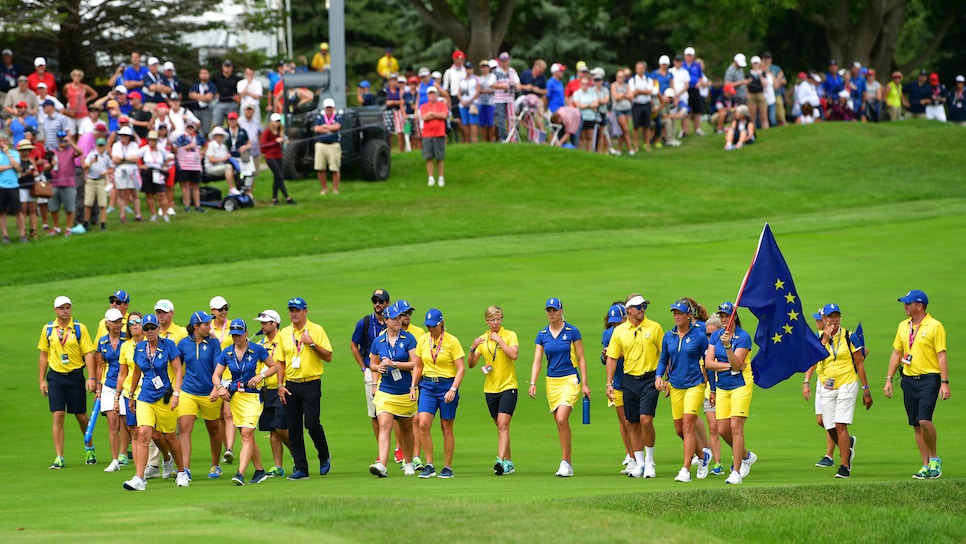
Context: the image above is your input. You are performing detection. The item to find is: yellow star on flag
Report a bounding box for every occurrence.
[774,279,785,290]
[785,292,797,303]
[783,323,794,334]
[787,309,799,321]
[772,332,783,343]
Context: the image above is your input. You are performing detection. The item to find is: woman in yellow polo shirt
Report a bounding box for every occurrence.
[413,309,465,479]
[116,311,144,466]
[468,305,520,475]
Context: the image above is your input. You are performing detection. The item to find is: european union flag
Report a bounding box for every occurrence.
[852,322,868,357]
[737,224,828,388]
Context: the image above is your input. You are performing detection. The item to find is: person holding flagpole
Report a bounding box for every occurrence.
[884,290,949,479]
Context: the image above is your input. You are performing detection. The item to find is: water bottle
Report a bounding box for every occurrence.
[582,395,590,425]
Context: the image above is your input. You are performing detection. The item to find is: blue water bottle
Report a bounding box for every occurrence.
[582,395,590,425]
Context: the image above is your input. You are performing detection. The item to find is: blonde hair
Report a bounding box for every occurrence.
[484,305,503,321]
[705,314,722,334]
[70,69,84,79]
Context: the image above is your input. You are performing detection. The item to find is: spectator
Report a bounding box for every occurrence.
[669,54,690,138]
[947,75,966,126]
[311,42,331,72]
[238,105,262,177]
[356,80,374,107]
[8,100,39,145]
[457,63,480,144]
[683,47,705,135]
[81,137,112,230]
[725,54,749,105]
[492,52,520,142]
[204,126,234,189]
[376,47,400,81]
[796,103,821,125]
[174,120,205,211]
[188,68,216,134]
[416,67,432,108]
[128,92,151,140]
[477,61,496,143]
[571,76,598,151]
[161,62,181,98]
[260,113,294,204]
[77,105,102,136]
[35,83,64,113]
[925,72,947,122]
[546,63,566,114]
[236,67,263,120]
[27,57,56,95]
[827,90,855,121]
[15,138,40,240]
[166,93,199,137]
[885,71,904,121]
[565,62,588,102]
[111,127,142,223]
[4,75,38,117]
[763,64,777,129]
[119,52,148,92]
[861,70,882,122]
[385,76,406,151]
[0,48,21,113]
[62,69,98,135]
[266,61,286,104]
[592,68,611,153]
[403,77,421,149]
[849,62,866,113]
[745,56,767,128]
[443,50,468,142]
[48,133,82,236]
[821,60,844,99]
[138,131,173,222]
[711,84,736,134]
[793,72,820,119]
[628,61,654,154]
[39,100,70,148]
[656,88,684,147]
[420,87,448,187]
[313,98,341,195]
[211,61,241,129]
[225,111,251,163]
[141,57,171,111]
[724,105,754,150]
[611,68,633,154]
[0,133,24,244]
[903,70,930,119]
[519,59,548,136]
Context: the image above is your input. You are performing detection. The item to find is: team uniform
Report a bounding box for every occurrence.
[815,328,862,429]
[97,333,127,415]
[216,343,271,428]
[415,332,465,419]
[404,323,426,339]
[708,327,754,419]
[176,335,223,421]
[371,330,419,417]
[38,319,95,414]
[893,314,947,426]
[132,338,180,434]
[160,323,188,345]
[210,321,233,349]
[95,313,130,343]
[601,326,624,407]
[657,325,709,419]
[473,327,519,418]
[535,322,583,412]
[605,318,663,421]
[119,338,140,426]
[351,312,387,418]
[256,334,285,432]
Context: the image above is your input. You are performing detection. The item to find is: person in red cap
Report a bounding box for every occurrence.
[8,99,39,145]
[443,50,468,142]
[925,72,947,122]
[712,84,736,133]
[128,91,152,139]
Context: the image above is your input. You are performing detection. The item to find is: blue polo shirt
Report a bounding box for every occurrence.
[685,61,702,87]
[216,342,270,391]
[313,112,342,144]
[520,69,546,96]
[351,313,387,366]
[535,322,582,378]
[821,71,843,98]
[547,77,565,113]
[656,324,708,389]
[372,330,418,395]
[123,65,148,88]
[0,149,20,189]
[178,335,221,396]
[708,327,753,390]
[602,327,623,389]
[651,70,673,93]
[133,338,180,403]
[97,334,126,389]
[905,81,931,114]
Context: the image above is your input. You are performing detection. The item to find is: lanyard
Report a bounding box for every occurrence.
[430,332,444,367]
[829,331,841,359]
[323,113,335,125]
[908,321,919,349]
[230,346,252,377]
[484,334,499,364]
[292,328,306,355]
[215,322,228,344]
[386,333,400,361]
[56,325,72,348]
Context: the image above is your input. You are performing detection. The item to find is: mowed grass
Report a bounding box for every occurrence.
[2,121,965,543]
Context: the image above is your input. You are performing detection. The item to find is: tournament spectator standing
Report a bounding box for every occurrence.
[237,67,263,121]
[725,54,750,105]
[924,72,947,122]
[884,290,950,480]
[0,133,25,244]
[212,61,241,129]
[762,52,787,126]
[141,57,171,111]
[311,42,331,72]
[188,68,216,134]
[442,50,467,142]
[376,47,400,82]
[313,98,342,195]
[492,52,520,142]
[0,48,21,113]
[628,61,654,154]
[903,70,930,119]
[350,289,390,447]
[4,75,38,117]
[683,47,705,135]
[420,87,448,187]
[948,75,966,125]
[885,71,904,121]
[38,295,98,470]
[546,63,566,114]
[821,60,844,101]
[275,296,334,480]
[48,133,81,236]
[27,57,56,95]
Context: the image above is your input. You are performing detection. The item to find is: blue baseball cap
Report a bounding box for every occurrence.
[287,297,308,310]
[384,303,404,320]
[42,99,55,108]
[424,308,443,327]
[229,318,247,335]
[396,299,413,313]
[189,310,213,326]
[716,301,735,315]
[898,290,928,305]
[110,290,130,303]
[142,314,160,328]
[670,300,690,313]
[607,304,625,323]
[545,297,563,310]
[821,302,841,316]
[359,80,371,88]
[812,308,824,320]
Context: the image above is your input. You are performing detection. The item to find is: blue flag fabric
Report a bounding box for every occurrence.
[852,322,868,357]
[738,224,828,388]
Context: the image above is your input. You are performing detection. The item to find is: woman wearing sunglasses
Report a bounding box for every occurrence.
[116,311,145,467]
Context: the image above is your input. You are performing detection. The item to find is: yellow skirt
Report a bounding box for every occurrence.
[546,375,579,413]
[374,390,416,417]
[230,391,263,428]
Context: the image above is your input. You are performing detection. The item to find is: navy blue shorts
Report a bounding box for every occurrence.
[621,371,658,421]
[124,396,137,426]
[259,388,287,431]
[901,373,941,426]
[418,377,459,420]
[485,389,518,419]
[47,369,86,414]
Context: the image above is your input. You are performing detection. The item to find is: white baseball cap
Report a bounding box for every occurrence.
[684,47,696,56]
[209,296,229,309]
[154,299,175,312]
[34,57,46,66]
[269,112,282,122]
[162,61,175,71]
[147,56,159,66]
[118,126,134,136]
[426,86,439,94]
[658,55,670,66]
[488,59,498,69]
[255,310,281,324]
[550,62,566,73]
[734,53,747,67]
[322,98,336,108]
[54,296,72,308]
[105,308,124,321]
[113,85,128,94]
[750,55,762,64]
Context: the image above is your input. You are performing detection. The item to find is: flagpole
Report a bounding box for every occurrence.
[727,223,768,331]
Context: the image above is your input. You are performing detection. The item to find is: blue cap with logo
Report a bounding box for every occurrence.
[821,302,841,316]
[189,310,213,326]
[717,301,735,315]
[229,318,247,335]
[545,297,563,310]
[898,290,928,305]
[670,300,691,313]
[607,304,626,323]
[142,314,160,328]
[812,308,824,320]
[424,308,444,327]
[287,297,308,310]
[396,299,413,314]
[111,290,130,303]
[384,303,404,320]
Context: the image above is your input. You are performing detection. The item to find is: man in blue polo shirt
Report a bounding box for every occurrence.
[546,64,566,113]
[904,70,931,119]
[683,47,705,136]
[821,60,844,100]
[313,98,342,196]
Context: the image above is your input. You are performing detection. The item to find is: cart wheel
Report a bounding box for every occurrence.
[223,198,238,212]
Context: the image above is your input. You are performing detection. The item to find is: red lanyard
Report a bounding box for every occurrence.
[57,325,71,348]
[908,321,919,349]
[430,332,444,366]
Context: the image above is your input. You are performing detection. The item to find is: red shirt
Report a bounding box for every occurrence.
[27,71,57,95]
[419,100,448,138]
[260,127,283,160]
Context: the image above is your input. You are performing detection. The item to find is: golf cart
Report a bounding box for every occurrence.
[279,71,391,181]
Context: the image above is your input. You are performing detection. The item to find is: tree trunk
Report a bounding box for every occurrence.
[58,0,87,81]
[408,0,516,62]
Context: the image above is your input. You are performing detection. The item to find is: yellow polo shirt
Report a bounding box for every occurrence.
[893,314,946,376]
[472,327,519,393]
[37,319,95,372]
[605,317,663,375]
[119,338,138,397]
[816,328,860,387]
[256,333,282,389]
[277,319,333,381]
[210,320,233,349]
[95,312,130,342]
[416,332,465,379]
[160,323,188,344]
[404,323,426,340]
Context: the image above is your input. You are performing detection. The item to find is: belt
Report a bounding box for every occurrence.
[626,371,656,380]
[422,376,452,383]
[903,373,938,380]
[49,367,82,376]
[287,376,320,384]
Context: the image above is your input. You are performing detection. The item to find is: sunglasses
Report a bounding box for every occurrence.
[229,326,246,332]
[142,325,158,331]
[371,298,387,304]
[129,318,142,325]
[628,304,646,311]
[212,306,229,312]
[404,310,414,316]
[545,307,560,312]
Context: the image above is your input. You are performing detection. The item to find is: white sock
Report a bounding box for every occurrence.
[633,451,645,466]
[645,447,655,465]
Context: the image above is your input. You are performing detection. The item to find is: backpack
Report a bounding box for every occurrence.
[46,321,82,348]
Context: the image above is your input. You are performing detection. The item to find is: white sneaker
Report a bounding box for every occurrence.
[104,460,121,473]
[162,214,170,223]
[697,448,712,480]
[622,454,632,466]
[123,475,146,491]
[403,463,415,476]
[674,467,691,482]
[739,451,757,478]
[555,460,574,477]
[628,149,636,156]
[725,470,742,484]
[692,454,700,465]
[176,471,189,487]
[144,465,161,479]
[620,460,637,475]
[627,463,644,478]
[643,462,656,479]
[369,462,388,478]
[166,207,176,216]
[162,457,175,479]
[427,177,435,186]
[695,128,706,136]
[149,214,157,222]
[438,177,445,187]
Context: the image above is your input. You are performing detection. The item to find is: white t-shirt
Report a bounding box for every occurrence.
[443,65,467,98]
[670,67,690,104]
[763,71,776,106]
[629,74,653,104]
[206,140,229,163]
[236,78,263,111]
[458,75,479,107]
[477,73,495,106]
[111,140,140,168]
[138,145,172,181]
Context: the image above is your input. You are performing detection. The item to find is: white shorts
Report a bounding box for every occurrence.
[364,368,376,418]
[814,383,823,415]
[115,166,139,190]
[100,385,127,416]
[819,380,858,430]
[925,104,947,122]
